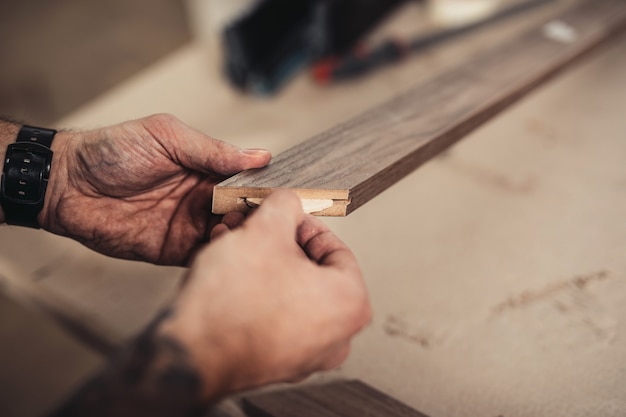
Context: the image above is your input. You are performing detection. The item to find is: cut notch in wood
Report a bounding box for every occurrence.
[243,197,335,214]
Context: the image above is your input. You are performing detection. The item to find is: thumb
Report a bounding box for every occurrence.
[145,114,272,175]
[245,190,305,242]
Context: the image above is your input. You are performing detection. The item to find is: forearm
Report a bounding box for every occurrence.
[0,118,20,142]
[49,309,216,417]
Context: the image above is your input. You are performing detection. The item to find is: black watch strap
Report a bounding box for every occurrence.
[17,125,56,147]
[1,125,56,228]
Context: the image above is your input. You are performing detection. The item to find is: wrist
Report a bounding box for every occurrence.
[51,308,213,416]
[157,313,234,401]
[37,129,73,231]
[0,121,72,229]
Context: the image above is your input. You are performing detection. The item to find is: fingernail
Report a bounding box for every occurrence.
[241,148,270,156]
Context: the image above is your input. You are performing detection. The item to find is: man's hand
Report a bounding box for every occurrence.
[49,191,371,416]
[41,114,271,265]
[160,190,372,399]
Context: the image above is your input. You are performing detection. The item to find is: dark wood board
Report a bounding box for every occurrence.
[242,380,430,417]
[213,0,626,216]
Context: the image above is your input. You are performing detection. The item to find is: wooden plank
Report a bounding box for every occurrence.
[213,0,626,216]
[242,380,430,417]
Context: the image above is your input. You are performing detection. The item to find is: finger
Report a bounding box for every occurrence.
[209,212,245,241]
[282,342,350,384]
[297,215,358,269]
[245,190,305,241]
[290,342,352,379]
[178,128,271,175]
[222,211,246,230]
[320,343,352,371]
[210,224,231,240]
[145,114,272,175]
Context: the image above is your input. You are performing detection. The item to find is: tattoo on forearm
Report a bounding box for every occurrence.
[49,309,208,417]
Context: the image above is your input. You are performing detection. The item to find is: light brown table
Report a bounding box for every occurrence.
[2,2,625,415]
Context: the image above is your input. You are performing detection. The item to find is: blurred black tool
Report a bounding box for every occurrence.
[312,0,555,84]
[223,0,410,95]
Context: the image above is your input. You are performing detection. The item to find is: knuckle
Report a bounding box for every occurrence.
[147,113,177,125]
[332,268,370,329]
[322,344,351,371]
[143,113,180,135]
[348,286,372,328]
[360,300,373,326]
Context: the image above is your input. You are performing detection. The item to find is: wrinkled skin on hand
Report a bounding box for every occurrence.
[41,114,271,265]
[160,191,372,399]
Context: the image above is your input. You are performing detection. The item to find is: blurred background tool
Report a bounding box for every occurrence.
[222,0,411,95]
[312,0,554,84]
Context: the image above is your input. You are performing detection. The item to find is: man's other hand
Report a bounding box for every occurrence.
[160,190,372,399]
[41,114,271,265]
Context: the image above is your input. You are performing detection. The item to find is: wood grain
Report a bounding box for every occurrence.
[242,380,430,417]
[213,0,626,216]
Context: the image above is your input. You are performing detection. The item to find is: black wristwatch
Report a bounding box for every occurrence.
[0,125,56,228]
